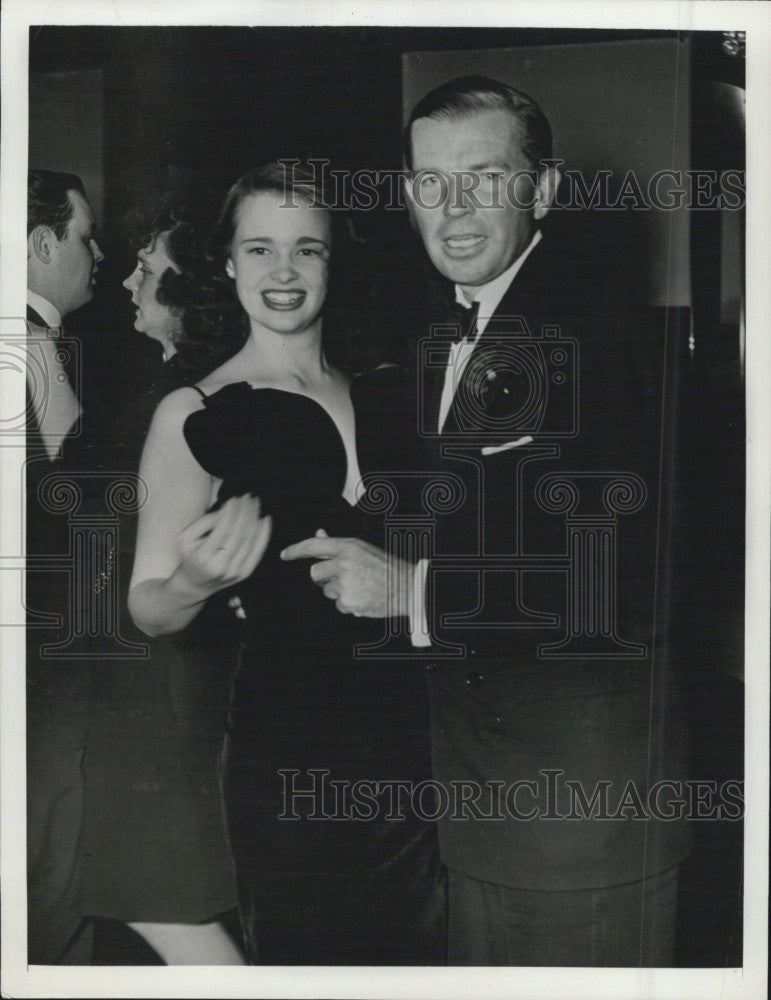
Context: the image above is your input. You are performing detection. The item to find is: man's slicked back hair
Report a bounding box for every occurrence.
[404,75,553,173]
[28,170,87,240]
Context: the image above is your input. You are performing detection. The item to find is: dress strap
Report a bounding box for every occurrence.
[190,384,208,400]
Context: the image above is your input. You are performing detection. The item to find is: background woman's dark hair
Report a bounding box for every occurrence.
[208,160,371,374]
[136,197,247,379]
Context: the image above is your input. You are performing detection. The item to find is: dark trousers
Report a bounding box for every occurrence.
[448,865,680,966]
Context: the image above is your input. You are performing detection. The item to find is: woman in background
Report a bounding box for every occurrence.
[78,200,245,964]
[129,163,445,964]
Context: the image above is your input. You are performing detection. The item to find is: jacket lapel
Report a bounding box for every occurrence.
[442,241,553,436]
[26,305,48,329]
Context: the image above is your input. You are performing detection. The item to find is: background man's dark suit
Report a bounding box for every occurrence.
[26,304,93,964]
[405,234,691,962]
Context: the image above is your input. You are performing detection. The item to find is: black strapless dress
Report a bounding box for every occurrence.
[183,369,446,965]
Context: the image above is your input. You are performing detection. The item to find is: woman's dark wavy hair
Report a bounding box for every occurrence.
[207,160,368,374]
[136,198,246,379]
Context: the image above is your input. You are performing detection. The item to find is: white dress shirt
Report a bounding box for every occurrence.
[26,290,81,460]
[411,231,543,646]
[437,230,542,432]
[27,289,63,329]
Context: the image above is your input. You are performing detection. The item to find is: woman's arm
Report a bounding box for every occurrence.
[128,388,271,636]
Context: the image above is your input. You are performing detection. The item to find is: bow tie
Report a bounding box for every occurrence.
[449,299,480,343]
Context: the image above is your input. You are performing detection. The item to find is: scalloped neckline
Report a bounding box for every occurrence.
[202,382,360,508]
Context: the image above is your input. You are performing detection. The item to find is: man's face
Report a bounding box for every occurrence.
[51,190,104,315]
[407,109,552,295]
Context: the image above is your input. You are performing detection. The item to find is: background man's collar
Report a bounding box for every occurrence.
[27,290,62,328]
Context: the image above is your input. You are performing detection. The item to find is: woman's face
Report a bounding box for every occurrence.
[226,191,331,336]
[123,234,181,349]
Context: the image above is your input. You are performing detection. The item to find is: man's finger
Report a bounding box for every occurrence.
[309,559,340,584]
[280,536,348,561]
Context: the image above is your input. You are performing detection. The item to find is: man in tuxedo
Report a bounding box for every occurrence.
[26,169,103,963]
[283,77,691,965]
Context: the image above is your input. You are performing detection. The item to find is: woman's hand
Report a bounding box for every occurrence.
[174,494,272,598]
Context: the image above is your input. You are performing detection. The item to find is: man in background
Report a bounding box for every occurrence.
[26,169,103,963]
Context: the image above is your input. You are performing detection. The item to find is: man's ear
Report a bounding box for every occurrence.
[533,164,562,221]
[28,225,56,264]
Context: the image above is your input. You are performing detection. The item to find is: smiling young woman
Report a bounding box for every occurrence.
[126,163,446,965]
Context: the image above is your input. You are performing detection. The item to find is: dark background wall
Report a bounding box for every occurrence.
[31,26,715,251]
[29,27,744,344]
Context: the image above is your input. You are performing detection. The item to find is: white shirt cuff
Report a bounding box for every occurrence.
[409,559,431,647]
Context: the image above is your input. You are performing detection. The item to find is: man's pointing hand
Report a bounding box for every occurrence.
[281,531,413,619]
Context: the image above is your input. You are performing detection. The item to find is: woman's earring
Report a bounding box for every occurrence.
[226,261,235,279]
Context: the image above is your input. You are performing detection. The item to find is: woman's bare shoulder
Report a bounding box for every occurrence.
[151,384,207,428]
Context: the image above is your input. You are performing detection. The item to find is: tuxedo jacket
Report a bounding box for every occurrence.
[25,305,75,612]
[392,239,691,891]
[25,305,92,751]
